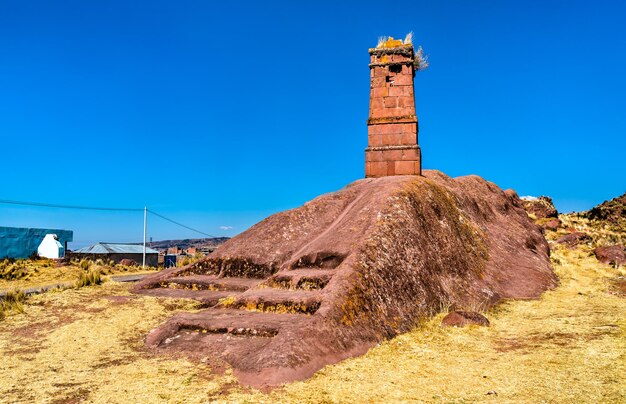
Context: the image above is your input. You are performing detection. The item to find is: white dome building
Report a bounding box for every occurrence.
[37,234,65,259]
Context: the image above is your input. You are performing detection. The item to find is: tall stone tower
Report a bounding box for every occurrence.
[365,37,421,177]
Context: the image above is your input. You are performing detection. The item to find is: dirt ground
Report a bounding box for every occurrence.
[0,223,624,403]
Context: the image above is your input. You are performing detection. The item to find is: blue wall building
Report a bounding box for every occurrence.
[0,226,74,259]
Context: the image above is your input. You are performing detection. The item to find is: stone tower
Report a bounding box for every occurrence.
[365,37,421,177]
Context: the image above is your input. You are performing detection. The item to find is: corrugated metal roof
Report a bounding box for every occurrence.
[74,243,159,254]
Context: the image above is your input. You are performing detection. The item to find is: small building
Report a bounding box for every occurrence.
[167,246,182,255]
[0,226,73,259]
[73,243,159,267]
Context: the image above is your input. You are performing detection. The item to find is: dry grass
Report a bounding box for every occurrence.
[0,222,624,402]
[557,213,626,247]
[0,259,157,291]
[0,288,26,320]
[75,268,103,288]
[0,282,234,403]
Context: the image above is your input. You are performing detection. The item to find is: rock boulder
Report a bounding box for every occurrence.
[594,245,626,266]
[133,171,556,388]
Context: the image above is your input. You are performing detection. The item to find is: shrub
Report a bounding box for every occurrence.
[0,289,27,320]
[75,269,103,288]
[0,259,29,281]
[79,259,92,271]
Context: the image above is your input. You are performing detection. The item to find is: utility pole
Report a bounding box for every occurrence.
[143,206,147,268]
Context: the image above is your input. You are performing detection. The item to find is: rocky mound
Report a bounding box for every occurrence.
[133,170,556,388]
[586,192,626,225]
[521,196,558,219]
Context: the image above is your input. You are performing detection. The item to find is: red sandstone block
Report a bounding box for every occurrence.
[415,161,422,175]
[367,125,381,135]
[388,86,403,97]
[374,66,388,77]
[396,123,416,134]
[371,77,386,88]
[383,97,398,108]
[382,133,402,145]
[370,98,383,110]
[367,150,383,162]
[368,134,383,146]
[402,65,413,75]
[368,125,384,135]
[397,96,415,108]
[393,107,415,116]
[383,108,408,118]
[386,161,396,176]
[369,124,401,135]
[369,161,387,177]
[395,160,417,175]
[372,87,388,98]
[400,132,417,145]
[402,148,420,160]
[393,74,413,86]
[369,109,387,119]
[382,149,403,161]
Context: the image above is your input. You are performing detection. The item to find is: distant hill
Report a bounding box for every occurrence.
[148,237,230,252]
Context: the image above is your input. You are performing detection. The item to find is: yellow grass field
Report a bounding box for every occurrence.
[0,258,157,291]
[0,221,624,403]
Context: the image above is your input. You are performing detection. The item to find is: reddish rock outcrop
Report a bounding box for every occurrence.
[521,196,558,219]
[594,245,626,266]
[118,259,138,267]
[586,192,626,224]
[441,311,490,327]
[133,171,556,388]
[542,218,562,231]
[556,232,592,248]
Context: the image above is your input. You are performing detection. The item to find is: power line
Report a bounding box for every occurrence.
[0,198,142,211]
[148,209,216,238]
[0,198,216,238]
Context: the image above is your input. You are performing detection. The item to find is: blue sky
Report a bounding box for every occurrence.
[1,1,624,247]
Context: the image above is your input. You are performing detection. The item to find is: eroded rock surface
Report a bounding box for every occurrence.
[594,245,626,266]
[133,171,556,388]
[441,311,490,327]
[557,232,592,248]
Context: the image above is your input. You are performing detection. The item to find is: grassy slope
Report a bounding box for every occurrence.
[0,218,624,403]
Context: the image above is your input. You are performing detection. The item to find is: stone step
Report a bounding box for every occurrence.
[264,269,334,290]
[231,289,322,314]
[138,288,238,306]
[146,308,309,349]
[161,275,261,292]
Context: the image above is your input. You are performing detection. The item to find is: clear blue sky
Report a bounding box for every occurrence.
[1,1,624,247]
